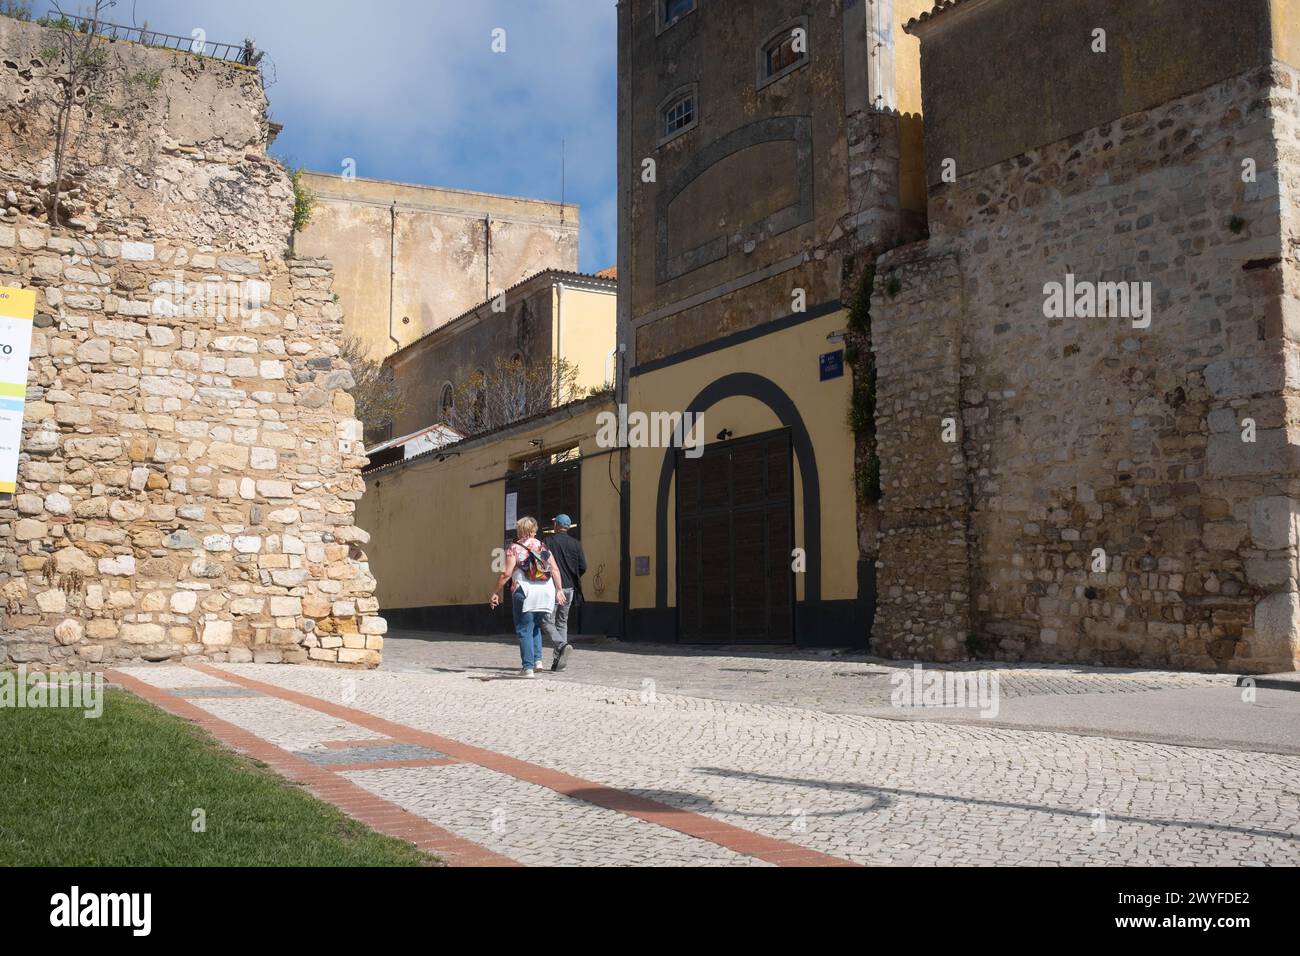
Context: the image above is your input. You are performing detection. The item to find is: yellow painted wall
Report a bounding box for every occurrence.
[894,0,931,117]
[358,400,620,612]
[297,172,579,359]
[626,309,856,611]
[894,0,931,224]
[556,284,617,392]
[1273,0,1300,70]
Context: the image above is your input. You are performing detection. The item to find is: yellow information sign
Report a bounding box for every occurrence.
[0,287,37,494]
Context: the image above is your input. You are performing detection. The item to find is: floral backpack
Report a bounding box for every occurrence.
[517,542,553,583]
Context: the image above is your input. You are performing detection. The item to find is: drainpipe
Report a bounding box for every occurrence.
[555,281,564,403]
[484,214,492,302]
[388,201,399,351]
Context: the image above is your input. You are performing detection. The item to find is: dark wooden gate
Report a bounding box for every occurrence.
[675,430,794,644]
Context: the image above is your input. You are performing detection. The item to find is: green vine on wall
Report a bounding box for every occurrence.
[847,262,881,503]
[289,167,316,234]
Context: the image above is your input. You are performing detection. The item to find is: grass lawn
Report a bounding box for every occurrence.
[0,688,435,866]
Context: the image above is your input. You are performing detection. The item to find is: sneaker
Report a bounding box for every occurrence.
[554,643,571,671]
[521,668,535,679]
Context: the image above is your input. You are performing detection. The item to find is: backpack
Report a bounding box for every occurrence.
[518,544,552,583]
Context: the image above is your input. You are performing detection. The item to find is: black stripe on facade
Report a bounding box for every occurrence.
[630,299,842,377]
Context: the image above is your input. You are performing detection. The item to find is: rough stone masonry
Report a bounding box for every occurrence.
[870,0,1300,675]
[0,17,384,668]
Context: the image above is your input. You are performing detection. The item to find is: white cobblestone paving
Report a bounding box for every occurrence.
[118,665,239,690]
[113,665,773,866]
[341,763,767,867]
[194,660,1299,867]
[116,666,389,752]
[112,655,1300,866]
[379,632,1237,715]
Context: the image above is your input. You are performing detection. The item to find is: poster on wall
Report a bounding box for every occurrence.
[504,492,518,531]
[0,287,36,495]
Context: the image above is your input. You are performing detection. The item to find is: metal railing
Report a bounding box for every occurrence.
[39,12,261,66]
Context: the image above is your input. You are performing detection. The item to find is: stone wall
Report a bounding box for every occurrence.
[871,64,1300,672]
[0,18,383,668]
[871,246,970,658]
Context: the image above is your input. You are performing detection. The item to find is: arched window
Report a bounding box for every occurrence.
[658,85,698,145]
[438,383,454,423]
[758,19,809,90]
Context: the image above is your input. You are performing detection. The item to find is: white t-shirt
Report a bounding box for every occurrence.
[509,538,556,614]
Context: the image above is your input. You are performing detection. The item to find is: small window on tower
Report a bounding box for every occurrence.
[758,20,809,90]
[766,35,800,77]
[662,0,695,30]
[661,91,696,142]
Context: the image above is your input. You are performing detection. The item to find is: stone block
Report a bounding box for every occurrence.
[122,623,165,645]
[1250,497,1300,551]
[201,621,234,646]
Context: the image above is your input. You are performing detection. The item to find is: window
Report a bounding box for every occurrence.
[661,0,695,31]
[438,383,454,422]
[766,35,800,76]
[757,19,809,90]
[506,352,526,418]
[660,89,697,143]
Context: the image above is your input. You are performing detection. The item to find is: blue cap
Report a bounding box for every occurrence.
[553,514,572,528]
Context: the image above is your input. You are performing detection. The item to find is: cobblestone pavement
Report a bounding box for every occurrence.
[384,633,1300,754]
[113,648,1300,867]
[380,631,1237,714]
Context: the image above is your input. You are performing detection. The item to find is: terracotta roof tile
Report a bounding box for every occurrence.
[904,0,982,34]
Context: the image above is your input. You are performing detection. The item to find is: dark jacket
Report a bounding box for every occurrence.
[545,532,587,602]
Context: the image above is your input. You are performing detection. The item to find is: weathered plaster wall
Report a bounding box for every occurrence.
[295,173,580,360]
[0,20,383,668]
[622,0,913,369]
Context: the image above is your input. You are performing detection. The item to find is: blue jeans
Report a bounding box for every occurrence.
[512,588,545,669]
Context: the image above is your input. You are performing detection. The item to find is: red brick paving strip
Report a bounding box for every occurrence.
[191,663,859,867]
[107,669,518,868]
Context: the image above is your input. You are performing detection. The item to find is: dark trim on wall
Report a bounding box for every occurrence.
[383,604,507,636]
[794,600,871,648]
[618,472,631,643]
[383,601,621,638]
[627,607,677,643]
[652,372,822,610]
[631,298,842,377]
[627,599,869,649]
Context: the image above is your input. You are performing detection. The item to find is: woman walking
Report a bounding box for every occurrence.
[489,516,566,677]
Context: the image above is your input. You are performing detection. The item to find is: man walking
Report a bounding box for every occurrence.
[542,514,586,670]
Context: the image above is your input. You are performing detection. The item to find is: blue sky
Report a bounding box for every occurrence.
[110,0,618,272]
